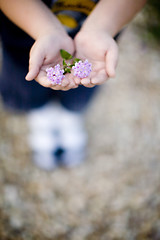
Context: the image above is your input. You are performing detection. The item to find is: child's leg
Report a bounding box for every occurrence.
[0,12,54,112]
[26,101,62,171]
[0,13,60,170]
[55,86,99,167]
[55,34,121,167]
[0,45,55,111]
[0,44,61,170]
[56,33,122,167]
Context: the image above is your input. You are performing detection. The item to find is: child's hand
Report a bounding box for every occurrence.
[25,33,78,91]
[74,31,118,88]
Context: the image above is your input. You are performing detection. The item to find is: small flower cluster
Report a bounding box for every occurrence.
[46,64,64,85]
[46,49,92,85]
[72,59,92,78]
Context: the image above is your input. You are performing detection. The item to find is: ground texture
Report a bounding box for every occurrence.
[0,20,160,240]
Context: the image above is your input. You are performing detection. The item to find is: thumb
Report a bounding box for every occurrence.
[25,47,44,81]
[105,43,119,78]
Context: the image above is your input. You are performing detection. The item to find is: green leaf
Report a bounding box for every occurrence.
[66,69,71,73]
[60,49,73,60]
[64,67,71,74]
[73,58,81,64]
[63,59,67,66]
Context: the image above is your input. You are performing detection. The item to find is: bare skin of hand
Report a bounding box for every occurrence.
[74,30,118,88]
[25,33,78,91]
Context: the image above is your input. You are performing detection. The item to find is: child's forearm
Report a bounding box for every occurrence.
[0,0,66,40]
[81,0,146,37]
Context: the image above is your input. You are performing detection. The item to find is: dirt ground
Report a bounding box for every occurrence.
[0,18,160,240]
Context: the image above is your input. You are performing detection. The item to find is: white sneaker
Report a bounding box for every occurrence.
[58,106,88,168]
[26,101,88,170]
[60,147,87,168]
[32,151,57,171]
[26,101,61,170]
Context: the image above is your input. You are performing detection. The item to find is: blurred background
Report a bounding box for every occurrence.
[0,2,160,240]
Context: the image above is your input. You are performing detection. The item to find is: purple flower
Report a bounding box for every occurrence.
[72,59,92,78]
[46,64,64,85]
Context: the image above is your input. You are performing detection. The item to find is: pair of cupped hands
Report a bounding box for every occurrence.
[25,30,118,91]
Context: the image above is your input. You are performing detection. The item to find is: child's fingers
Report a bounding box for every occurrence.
[91,69,108,85]
[80,77,94,88]
[60,74,78,90]
[50,75,78,91]
[80,77,90,85]
[61,78,70,88]
[25,46,44,81]
[74,76,81,85]
[35,73,67,90]
[82,82,95,88]
[62,83,78,91]
[36,76,67,90]
[105,43,119,78]
[63,76,78,90]
[91,76,106,85]
[26,59,44,81]
[34,70,78,91]
[34,69,58,88]
[50,78,70,90]
[35,74,53,88]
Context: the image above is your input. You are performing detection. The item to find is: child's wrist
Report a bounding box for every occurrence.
[80,18,118,38]
[75,28,113,44]
[85,28,115,38]
[35,26,67,40]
